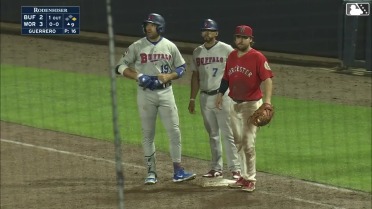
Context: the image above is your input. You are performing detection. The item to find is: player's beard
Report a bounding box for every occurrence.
[203,36,214,43]
[147,32,161,42]
[237,44,249,52]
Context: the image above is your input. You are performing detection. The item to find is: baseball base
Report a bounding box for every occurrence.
[192,178,236,187]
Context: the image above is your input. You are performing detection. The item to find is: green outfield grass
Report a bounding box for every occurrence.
[1,65,371,192]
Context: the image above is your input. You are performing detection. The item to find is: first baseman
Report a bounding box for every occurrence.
[188,19,241,179]
[216,25,274,192]
[115,13,196,185]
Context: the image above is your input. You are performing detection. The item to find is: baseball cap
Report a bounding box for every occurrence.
[235,25,253,37]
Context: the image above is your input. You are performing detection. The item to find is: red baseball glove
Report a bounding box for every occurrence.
[249,103,275,127]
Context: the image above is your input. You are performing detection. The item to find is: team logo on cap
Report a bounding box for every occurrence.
[240,27,245,33]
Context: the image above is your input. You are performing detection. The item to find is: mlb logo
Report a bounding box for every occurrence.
[346,3,370,16]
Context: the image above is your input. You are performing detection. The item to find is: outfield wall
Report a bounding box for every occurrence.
[1,0,370,59]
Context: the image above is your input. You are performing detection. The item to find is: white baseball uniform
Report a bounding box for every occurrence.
[191,41,240,172]
[117,36,185,176]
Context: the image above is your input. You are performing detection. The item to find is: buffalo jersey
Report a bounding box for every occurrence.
[118,37,185,76]
[191,41,233,91]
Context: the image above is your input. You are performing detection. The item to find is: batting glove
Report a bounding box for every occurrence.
[137,74,153,88]
[148,79,162,90]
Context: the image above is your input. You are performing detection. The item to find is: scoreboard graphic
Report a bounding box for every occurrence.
[22,6,80,35]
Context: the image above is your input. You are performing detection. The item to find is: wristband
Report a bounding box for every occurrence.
[175,66,185,78]
[118,65,127,75]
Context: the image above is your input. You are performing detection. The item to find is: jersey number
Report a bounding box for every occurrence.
[212,68,218,77]
[161,64,171,73]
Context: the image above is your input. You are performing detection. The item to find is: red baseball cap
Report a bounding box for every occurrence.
[235,25,253,37]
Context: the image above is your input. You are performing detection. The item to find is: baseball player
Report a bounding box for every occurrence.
[216,25,273,192]
[188,19,241,179]
[115,13,196,185]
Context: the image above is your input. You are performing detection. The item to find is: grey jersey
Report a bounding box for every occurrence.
[118,37,185,75]
[191,41,233,91]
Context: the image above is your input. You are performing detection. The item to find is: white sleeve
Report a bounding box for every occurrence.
[116,43,136,74]
[171,44,185,68]
[226,44,234,55]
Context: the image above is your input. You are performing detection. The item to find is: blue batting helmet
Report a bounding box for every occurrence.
[143,13,165,34]
[201,19,218,31]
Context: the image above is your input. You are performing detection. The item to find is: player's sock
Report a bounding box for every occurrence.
[173,162,182,173]
[145,152,157,174]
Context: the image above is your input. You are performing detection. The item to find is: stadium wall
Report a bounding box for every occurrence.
[1,0,369,59]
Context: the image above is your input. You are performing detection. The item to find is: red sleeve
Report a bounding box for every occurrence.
[257,53,273,81]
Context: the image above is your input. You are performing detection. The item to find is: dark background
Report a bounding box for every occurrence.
[1,0,370,59]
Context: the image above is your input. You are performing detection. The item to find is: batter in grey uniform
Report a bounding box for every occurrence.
[188,19,241,179]
[116,13,196,185]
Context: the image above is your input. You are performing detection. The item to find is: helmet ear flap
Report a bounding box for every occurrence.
[157,26,164,34]
[142,23,146,34]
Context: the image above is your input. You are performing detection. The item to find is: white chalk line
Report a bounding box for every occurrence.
[0,138,144,169]
[0,138,349,208]
[259,191,345,209]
